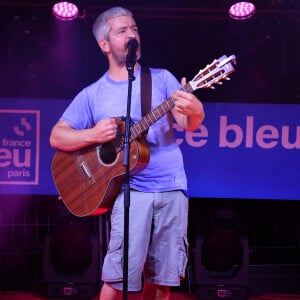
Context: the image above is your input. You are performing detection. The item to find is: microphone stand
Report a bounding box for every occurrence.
[122,59,136,300]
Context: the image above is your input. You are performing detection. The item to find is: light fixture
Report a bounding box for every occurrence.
[229,2,256,20]
[52,1,79,21]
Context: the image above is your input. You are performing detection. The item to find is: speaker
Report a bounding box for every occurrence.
[42,217,100,299]
[192,208,249,300]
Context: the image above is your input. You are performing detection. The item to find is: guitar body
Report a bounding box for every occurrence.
[52,135,150,217]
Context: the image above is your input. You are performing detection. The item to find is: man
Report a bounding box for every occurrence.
[50,6,205,300]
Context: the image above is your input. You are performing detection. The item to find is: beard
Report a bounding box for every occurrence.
[111,50,126,66]
[109,41,141,67]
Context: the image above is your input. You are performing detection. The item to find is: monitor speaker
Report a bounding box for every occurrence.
[192,208,249,300]
[42,217,100,298]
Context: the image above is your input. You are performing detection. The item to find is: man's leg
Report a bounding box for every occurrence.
[142,282,170,300]
[99,283,122,300]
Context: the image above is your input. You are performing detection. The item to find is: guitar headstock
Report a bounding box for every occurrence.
[189,54,236,91]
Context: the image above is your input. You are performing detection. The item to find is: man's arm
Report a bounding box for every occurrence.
[50,119,119,151]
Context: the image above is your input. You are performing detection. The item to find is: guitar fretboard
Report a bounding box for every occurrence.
[109,54,236,153]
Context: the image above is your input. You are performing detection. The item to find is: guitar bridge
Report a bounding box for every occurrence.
[80,161,95,184]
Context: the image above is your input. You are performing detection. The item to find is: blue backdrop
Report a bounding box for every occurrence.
[1,98,299,200]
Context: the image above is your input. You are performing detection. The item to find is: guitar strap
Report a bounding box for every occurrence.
[140,66,152,118]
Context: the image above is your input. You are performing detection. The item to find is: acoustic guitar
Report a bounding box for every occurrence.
[51,54,236,217]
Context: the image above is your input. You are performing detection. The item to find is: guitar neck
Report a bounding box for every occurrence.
[130,82,194,140]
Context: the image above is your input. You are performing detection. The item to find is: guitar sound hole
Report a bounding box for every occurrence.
[98,142,118,165]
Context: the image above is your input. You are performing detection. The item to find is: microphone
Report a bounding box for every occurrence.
[126,38,138,68]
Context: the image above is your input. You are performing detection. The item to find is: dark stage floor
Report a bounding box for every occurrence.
[1,292,300,300]
[0,291,197,300]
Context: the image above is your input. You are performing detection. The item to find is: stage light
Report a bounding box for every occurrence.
[229,2,256,20]
[52,1,79,21]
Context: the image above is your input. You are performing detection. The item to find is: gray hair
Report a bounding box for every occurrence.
[92,7,133,42]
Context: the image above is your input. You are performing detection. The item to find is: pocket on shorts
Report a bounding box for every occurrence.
[177,235,189,279]
[108,234,123,253]
[104,234,123,281]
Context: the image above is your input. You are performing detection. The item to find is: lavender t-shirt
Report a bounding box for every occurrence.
[60,66,187,192]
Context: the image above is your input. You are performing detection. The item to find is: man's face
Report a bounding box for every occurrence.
[106,15,141,66]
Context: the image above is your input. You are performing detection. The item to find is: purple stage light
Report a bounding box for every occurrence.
[229,2,256,20]
[52,2,79,21]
